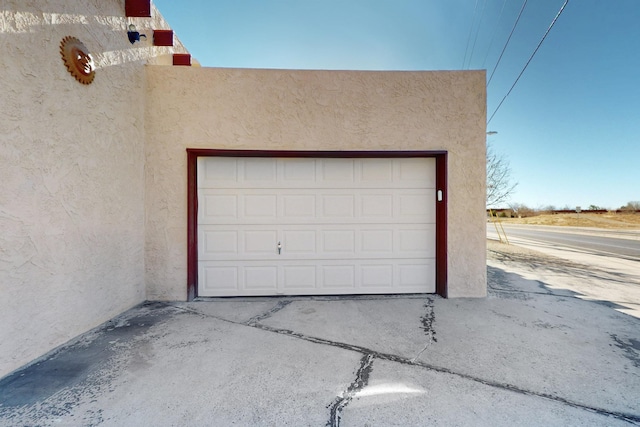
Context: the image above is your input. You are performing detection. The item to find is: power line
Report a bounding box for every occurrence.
[466,0,489,69]
[486,0,528,87]
[481,0,508,68]
[462,0,480,69]
[487,0,570,125]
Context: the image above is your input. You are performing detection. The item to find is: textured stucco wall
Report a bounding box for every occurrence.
[0,0,187,378]
[145,67,486,300]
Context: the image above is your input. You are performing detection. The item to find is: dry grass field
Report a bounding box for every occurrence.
[498,212,640,229]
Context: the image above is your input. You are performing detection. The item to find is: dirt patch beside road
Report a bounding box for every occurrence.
[496,212,640,229]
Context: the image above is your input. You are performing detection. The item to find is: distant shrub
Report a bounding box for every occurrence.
[509,203,536,218]
[620,201,640,211]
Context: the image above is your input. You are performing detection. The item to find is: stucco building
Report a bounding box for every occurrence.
[0,0,486,378]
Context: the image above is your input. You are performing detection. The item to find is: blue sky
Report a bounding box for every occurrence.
[153,0,639,209]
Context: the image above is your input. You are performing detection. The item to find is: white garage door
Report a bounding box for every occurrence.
[197,157,436,297]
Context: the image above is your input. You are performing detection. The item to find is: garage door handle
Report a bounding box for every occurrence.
[277,241,282,255]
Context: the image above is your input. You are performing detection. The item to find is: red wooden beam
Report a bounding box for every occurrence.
[173,53,191,66]
[186,151,198,301]
[435,153,448,297]
[153,30,174,46]
[125,0,151,17]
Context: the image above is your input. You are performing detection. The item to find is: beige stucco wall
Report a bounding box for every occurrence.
[0,0,187,378]
[145,67,487,300]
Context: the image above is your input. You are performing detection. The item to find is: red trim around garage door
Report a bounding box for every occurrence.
[186,149,448,300]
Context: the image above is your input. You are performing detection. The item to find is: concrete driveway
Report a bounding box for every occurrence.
[1,244,639,426]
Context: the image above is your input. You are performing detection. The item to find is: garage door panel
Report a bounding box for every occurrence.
[200,266,239,292]
[321,230,356,253]
[198,157,436,189]
[399,192,433,217]
[243,158,277,182]
[283,265,317,290]
[322,265,356,289]
[398,158,436,186]
[360,159,393,183]
[244,230,278,255]
[399,263,435,289]
[282,230,316,254]
[200,262,278,296]
[245,266,278,290]
[321,194,355,218]
[199,189,435,225]
[360,194,394,217]
[399,228,434,255]
[282,158,317,182]
[201,230,238,256]
[361,265,393,287]
[197,157,436,296]
[283,194,317,218]
[321,159,355,182]
[244,195,278,218]
[199,259,435,296]
[200,224,434,261]
[199,193,238,222]
[198,157,239,187]
[200,226,278,260]
[361,230,393,253]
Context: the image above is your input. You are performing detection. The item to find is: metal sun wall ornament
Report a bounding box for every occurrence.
[60,36,95,85]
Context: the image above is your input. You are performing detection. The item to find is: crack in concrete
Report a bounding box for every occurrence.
[174,303,640,424]
[410,343,430,364]
[420,298,438,342]
[326,353,374,427]
[411,298,437,362]
[254,324,640,424]
[245,300,292,326]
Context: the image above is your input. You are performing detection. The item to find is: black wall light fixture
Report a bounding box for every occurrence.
[127,24,147,44]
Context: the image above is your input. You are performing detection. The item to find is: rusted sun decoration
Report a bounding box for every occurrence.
[60,36,95,85]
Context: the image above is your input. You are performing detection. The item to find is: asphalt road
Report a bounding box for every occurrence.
[487,224,640,261]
